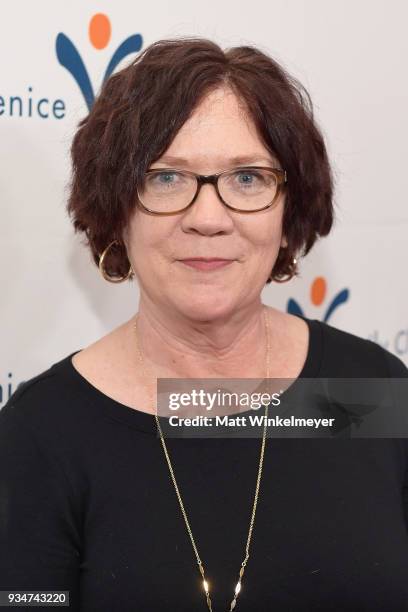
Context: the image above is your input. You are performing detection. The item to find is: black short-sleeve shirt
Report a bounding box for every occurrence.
[1,316,408,611]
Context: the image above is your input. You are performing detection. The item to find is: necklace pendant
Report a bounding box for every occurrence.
[229,579,242,610]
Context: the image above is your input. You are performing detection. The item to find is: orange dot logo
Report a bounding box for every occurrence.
[310,276,326,306]
[89,13,111,50]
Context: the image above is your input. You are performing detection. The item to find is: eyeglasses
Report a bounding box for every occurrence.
[136,166,287,215]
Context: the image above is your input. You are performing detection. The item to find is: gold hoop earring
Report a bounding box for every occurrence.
[98,240,134,283]
[269,257,298,283]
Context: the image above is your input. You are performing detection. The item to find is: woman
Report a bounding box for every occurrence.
[1,37,408,611]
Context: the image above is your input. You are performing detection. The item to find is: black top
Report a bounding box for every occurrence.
[1,316,408,611]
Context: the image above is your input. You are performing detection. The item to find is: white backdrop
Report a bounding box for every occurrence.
[1,0,407,407]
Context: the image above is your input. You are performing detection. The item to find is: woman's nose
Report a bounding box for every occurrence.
[180,183,235,235]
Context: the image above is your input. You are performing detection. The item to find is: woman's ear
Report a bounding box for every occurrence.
[280,235,288,249]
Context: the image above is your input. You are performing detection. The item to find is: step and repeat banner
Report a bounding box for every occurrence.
[1,1,407,406]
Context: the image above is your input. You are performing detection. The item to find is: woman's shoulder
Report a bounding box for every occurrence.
[311,317,408,378]
[0,351,86,435]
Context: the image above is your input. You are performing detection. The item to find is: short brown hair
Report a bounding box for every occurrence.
[66,37,334,283]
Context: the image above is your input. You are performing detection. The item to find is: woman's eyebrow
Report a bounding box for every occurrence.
[153,155,277,167]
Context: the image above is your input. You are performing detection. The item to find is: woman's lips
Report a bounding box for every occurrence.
[179,259,234,271]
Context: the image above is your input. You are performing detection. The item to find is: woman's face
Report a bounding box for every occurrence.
[124,86,287,321]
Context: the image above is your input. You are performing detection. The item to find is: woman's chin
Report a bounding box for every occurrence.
[172,297,238,322]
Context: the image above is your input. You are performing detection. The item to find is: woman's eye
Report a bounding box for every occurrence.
[238,173,254,183]
[234,171,262,186]
[146,171,186,190]
[156,172,178,184]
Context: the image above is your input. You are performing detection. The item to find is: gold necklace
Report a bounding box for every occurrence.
[133,308,271,612]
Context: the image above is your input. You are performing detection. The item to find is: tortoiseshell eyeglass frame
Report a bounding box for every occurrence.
[136,166,287,215]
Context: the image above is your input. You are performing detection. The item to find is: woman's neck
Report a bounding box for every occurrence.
[129,301,272,379]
